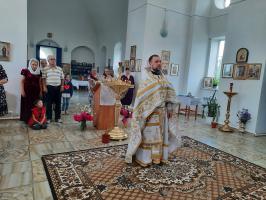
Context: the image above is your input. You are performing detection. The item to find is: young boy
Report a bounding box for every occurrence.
[28,99,47,130]
[62,73,73,114]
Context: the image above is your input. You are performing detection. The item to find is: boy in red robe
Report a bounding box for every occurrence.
[28,99,47,130]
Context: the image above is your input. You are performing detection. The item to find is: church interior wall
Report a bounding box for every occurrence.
[1,0,266,135]
[27,0,98,64]
[215,0,266,134]
[0,0,27,114]
[27,0,128,72]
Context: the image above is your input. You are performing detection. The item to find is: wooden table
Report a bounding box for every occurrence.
[72,79,88,90]
[177,95,201,120]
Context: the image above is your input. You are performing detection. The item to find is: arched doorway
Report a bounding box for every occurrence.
[71,46,95,79]
[36,39,62,66]
[71,46,95,63]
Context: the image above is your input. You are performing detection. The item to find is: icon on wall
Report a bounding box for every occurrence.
[170,64,179,76]
[130,45,136,59]
[233,63,248,80]
[236,48,249,63]
[0,41,11,61]
[221,63,234,78]
[246,63,262,80]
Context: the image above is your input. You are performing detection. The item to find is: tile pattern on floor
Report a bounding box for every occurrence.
[0,91,265,199]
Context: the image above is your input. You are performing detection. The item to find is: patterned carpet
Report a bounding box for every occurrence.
[42,136,266,200]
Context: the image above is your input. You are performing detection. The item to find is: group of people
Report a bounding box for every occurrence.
[88,67,135,107]
[20,55,73,130]
[1,54,180,166]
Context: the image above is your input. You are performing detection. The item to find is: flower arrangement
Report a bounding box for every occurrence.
[73,105,93,131]
[237,109,251,124]
[120,107,133,127]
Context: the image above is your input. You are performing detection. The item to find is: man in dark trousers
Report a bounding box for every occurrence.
[42,55,64,123]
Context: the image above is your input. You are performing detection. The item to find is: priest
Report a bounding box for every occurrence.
[125,54,181,166]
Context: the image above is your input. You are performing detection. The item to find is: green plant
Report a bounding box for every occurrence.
[207,94,220,122]
[212,78,219,87]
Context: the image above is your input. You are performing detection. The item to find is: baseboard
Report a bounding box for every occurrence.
[217,123,258,136]
[0,116,20,120]
[254,133,266,137]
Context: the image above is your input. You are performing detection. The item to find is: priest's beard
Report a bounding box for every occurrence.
[151,68,162,75]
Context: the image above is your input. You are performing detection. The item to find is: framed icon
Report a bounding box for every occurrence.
[233,63,248,80]
[0,41,11,61]
[130,45,136,59]
[203,77,213,89]
[246,63,262,80]
[221,63,234,78]
[236,48,249,63]
[170,64,179,76]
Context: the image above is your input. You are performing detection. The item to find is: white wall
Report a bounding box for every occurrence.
[28,0,98,63]
[85,0,128,71]
[113,42,122,74]
[142,3,192,94]
[99,46,107,73]
[126,0,193,95]
[28,0,128,71]
[129,0,147,11]
[216,0,266,134]
[0,0,27,114]
[125,0,147,60]
[209,0,228,37]
[125,0,148,94]
[256,69,266,134]
[185,16,210,97]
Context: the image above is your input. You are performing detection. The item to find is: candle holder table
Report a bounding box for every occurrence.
[103,67,133,140]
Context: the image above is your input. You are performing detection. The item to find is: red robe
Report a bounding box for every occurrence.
[28,107,47,126]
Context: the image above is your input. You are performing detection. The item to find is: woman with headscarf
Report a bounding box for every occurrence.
[20,58,42,123]
[0,64,8,116]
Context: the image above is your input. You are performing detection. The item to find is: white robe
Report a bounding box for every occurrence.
[125,69,181,165]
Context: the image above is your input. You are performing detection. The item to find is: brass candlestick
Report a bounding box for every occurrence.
[103,66,133,140]
[219,83,238,132]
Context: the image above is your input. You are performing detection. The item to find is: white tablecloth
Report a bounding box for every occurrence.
[177,95,201,106]
[72,79,88,90]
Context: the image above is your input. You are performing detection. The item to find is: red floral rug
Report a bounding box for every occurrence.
[42,136,266,200]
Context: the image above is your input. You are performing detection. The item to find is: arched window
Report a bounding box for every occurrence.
[113,42,122,75]
[214,0,231,9]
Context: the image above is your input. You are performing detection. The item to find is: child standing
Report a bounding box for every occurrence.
[28,99,47,130]
[62,74,73,115]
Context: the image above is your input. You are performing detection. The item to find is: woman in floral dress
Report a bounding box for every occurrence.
[0,64,8,116]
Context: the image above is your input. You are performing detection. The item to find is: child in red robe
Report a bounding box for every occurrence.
[28,99,47,130]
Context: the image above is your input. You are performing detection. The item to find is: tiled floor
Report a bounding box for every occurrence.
[0,91,265,200]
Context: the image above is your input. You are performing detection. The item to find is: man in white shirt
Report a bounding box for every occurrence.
[42,55,64,123]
